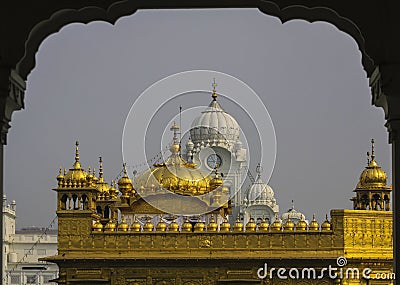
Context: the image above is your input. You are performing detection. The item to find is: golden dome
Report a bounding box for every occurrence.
[104,220,117,232]
[209,166,223,190]
[143,218,154,232]
[233,217,244,232]
[207,216,218,232]
[156,218,167,232]
[181,217,193,232]
[118,163,134,194]
[296,219,308,232]
[95,157,111,193]
[168,219,179,232]
[321,215,331,231]
[258,217,269,232]
[283,217,295,231]
[109,181,119,199]
[308,214,319,231]
[118,217,129,232]
[220,217,231,232]
[92,220,103,232]
[270,219,282,232]
[245,217,256,232]
[194,220,205,232]
[356,139,389,190]
[62,142,89,187]
[134,124,215,197]
[131,217,142,232]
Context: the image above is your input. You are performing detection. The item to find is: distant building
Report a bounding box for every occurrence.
[2,195,58,285]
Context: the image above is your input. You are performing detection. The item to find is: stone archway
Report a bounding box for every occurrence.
[1,1,400,281]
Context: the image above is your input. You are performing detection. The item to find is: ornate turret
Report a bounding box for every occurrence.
[245,217,256,232]
[156,217,167,232]
[351,139,391,211]
[118,163,135,204]
[220,217,231,232]
[321,214,332,232]
[308,214,319,232]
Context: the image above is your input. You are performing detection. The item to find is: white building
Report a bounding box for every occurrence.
[2,195,58,285]
[185,83,247,217]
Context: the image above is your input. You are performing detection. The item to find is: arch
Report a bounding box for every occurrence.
[16,1,373,80]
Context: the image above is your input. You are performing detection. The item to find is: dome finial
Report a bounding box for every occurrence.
[291,199,295,210]
[169,123,180,155]
[255,163,263,178]
[371,138,375,161]
[73,141,81,169]
[98,156,104,181]
[212,78,218,100]
[123,162,127,175]
[367,151,370,165]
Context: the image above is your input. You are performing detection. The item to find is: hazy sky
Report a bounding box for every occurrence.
[4,9,391,228]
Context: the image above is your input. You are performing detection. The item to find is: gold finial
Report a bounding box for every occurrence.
[73,141,81,168]
[64,168,67,176]
[123,162,127,175]
[371,139,375,161]
[367,151,370,165]
[59,167,62,176]
[255,163,263,178]
[212,78,218,100]
[98,157,104,180]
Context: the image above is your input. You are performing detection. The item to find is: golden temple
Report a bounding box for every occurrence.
[43,88,393,285]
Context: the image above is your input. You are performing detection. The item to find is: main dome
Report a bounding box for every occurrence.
[134,124,215,196]
[190,88,240,148]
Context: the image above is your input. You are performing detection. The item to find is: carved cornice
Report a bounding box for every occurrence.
[0,68,25,145]
[370,65,400,143]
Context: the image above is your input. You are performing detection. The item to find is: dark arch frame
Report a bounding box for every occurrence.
[17,1,373,80]
[2,0,400,281]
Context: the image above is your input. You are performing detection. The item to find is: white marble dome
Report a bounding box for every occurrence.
[281,203,307,224]
[247,176,276,207]
[190,95,240,148]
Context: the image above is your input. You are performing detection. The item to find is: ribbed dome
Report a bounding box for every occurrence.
[281,204,306,224]
[190,91,240,148]
[135,124,216,197]
[247,178,275,206]
[247,165,277,207]
[356,139,389,190]
[357,160,388,189]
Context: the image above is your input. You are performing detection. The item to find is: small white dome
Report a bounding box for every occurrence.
[247,176,276,206]
[190,96,240,148]
[281,203,306,223]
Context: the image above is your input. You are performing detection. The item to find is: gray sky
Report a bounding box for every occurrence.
[4,9,391,228]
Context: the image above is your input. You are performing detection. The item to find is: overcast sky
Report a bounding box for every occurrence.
[4,9,391,228]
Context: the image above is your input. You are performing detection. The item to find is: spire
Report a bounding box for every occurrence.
[98,157,104,182]
[169,123,180,155]
[211,78,218,101]
[123,162,127,176]
[291,199,295,210]
[367,151,370,165]
[371,138,375,161]
[73,141,81,169]
[255,163,263,179]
